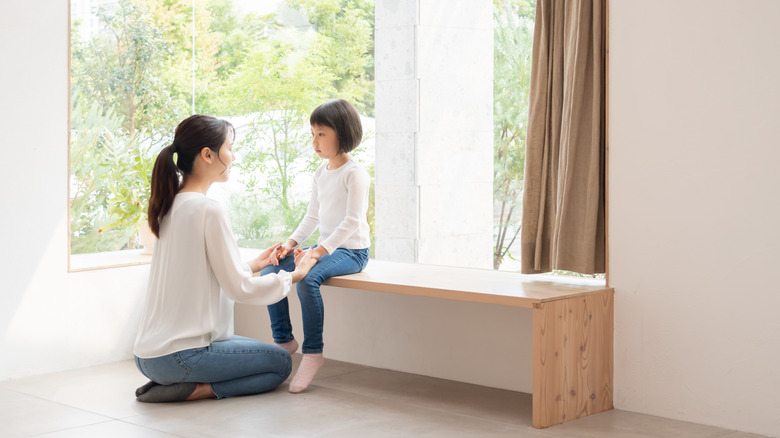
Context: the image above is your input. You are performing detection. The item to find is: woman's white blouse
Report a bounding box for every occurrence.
[134,192,291,359]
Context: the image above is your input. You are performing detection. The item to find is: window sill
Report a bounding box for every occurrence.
[69,249,152,272]
[68,250,607,291]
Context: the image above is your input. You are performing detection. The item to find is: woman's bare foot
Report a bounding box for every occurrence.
[185,382,216,401]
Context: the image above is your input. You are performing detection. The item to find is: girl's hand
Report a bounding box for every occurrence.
[252,243,282,272]
[266,240,297,267]
[291,248,318,283]
[310,245,328,260]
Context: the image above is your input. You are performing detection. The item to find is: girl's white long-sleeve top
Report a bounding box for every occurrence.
[134,192,292,359]
[289,159,371,254]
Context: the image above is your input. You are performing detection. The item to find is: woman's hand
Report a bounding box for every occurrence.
[291,248,318,283]
[251,242,282,273]
[268,239,298,266]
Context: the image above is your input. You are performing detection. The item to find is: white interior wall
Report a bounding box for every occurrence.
[0,0,151,379]
[609,1,780,436]
[2,0,779,436]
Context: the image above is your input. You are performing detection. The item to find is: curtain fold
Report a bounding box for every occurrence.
[520,0,606,274]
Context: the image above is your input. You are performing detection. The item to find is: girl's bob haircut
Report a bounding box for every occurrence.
[310,99,363,154]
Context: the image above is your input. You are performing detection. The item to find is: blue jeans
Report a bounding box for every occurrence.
[262,247,369,354]
[134,335,291,399]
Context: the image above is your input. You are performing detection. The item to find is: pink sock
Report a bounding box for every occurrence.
[289,353,324,393]
[276,339,298,355]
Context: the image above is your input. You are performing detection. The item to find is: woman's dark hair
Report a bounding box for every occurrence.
[147,114,234,237]
[310,99,363,154]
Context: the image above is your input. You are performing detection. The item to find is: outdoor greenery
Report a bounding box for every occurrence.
[492,0,535,269]
[70,0,532,271]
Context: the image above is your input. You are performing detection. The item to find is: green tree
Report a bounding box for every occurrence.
[287,0,375,116]
[71,0,180,140]
[493,0,534,269]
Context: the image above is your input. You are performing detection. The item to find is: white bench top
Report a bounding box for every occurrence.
[324,259,611,308]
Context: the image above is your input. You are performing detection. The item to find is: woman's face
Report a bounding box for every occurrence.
[215,133,235,181]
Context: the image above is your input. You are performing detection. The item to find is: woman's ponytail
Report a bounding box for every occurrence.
[147,144,179,238]
[147,114,234,238]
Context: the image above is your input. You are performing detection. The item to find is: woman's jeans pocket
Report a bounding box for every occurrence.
[134,347,205,385]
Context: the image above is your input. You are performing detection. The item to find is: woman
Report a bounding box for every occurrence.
[133,114,316,402]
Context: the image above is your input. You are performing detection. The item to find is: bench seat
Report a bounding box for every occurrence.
[324,259,614,429]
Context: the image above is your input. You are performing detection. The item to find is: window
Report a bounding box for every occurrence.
[492,0,535,271]
[69,0,546,276]
[69,0,376,270]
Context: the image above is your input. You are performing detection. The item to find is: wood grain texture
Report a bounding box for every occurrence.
[533,290,614,428]
[325,259,609,308]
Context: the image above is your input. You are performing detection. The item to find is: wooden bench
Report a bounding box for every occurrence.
[324,259,614,429]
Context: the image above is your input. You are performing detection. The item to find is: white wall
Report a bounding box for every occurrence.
[609,1,780,436]
[0,0,150,379]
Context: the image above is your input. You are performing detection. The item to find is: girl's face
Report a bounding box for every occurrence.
[311,124,341,161]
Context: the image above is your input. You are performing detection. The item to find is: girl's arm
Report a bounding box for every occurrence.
[288,170,321,249]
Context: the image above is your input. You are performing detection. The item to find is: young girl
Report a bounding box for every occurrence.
[261,99,371,393]
[133,114,317,402]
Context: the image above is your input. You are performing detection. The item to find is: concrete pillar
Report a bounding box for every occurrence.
[374,0,494,269]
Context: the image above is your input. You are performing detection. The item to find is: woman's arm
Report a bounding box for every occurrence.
[204,202,292,305]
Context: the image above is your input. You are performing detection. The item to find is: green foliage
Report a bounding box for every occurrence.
[287,0,375,116]
[493,0,535,269]
[71,0,181,139]
[70,95,156,252]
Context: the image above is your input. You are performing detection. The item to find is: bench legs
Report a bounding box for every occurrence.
[532,290,614,428]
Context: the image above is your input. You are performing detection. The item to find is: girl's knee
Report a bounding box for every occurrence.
[297,274,324,291]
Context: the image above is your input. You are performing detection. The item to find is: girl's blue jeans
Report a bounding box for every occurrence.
[134,335,291,399]
[262,247,369,354]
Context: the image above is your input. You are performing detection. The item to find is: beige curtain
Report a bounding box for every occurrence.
[520,0,606,275]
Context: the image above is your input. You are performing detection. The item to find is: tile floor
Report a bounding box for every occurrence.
[0,356,768,438]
